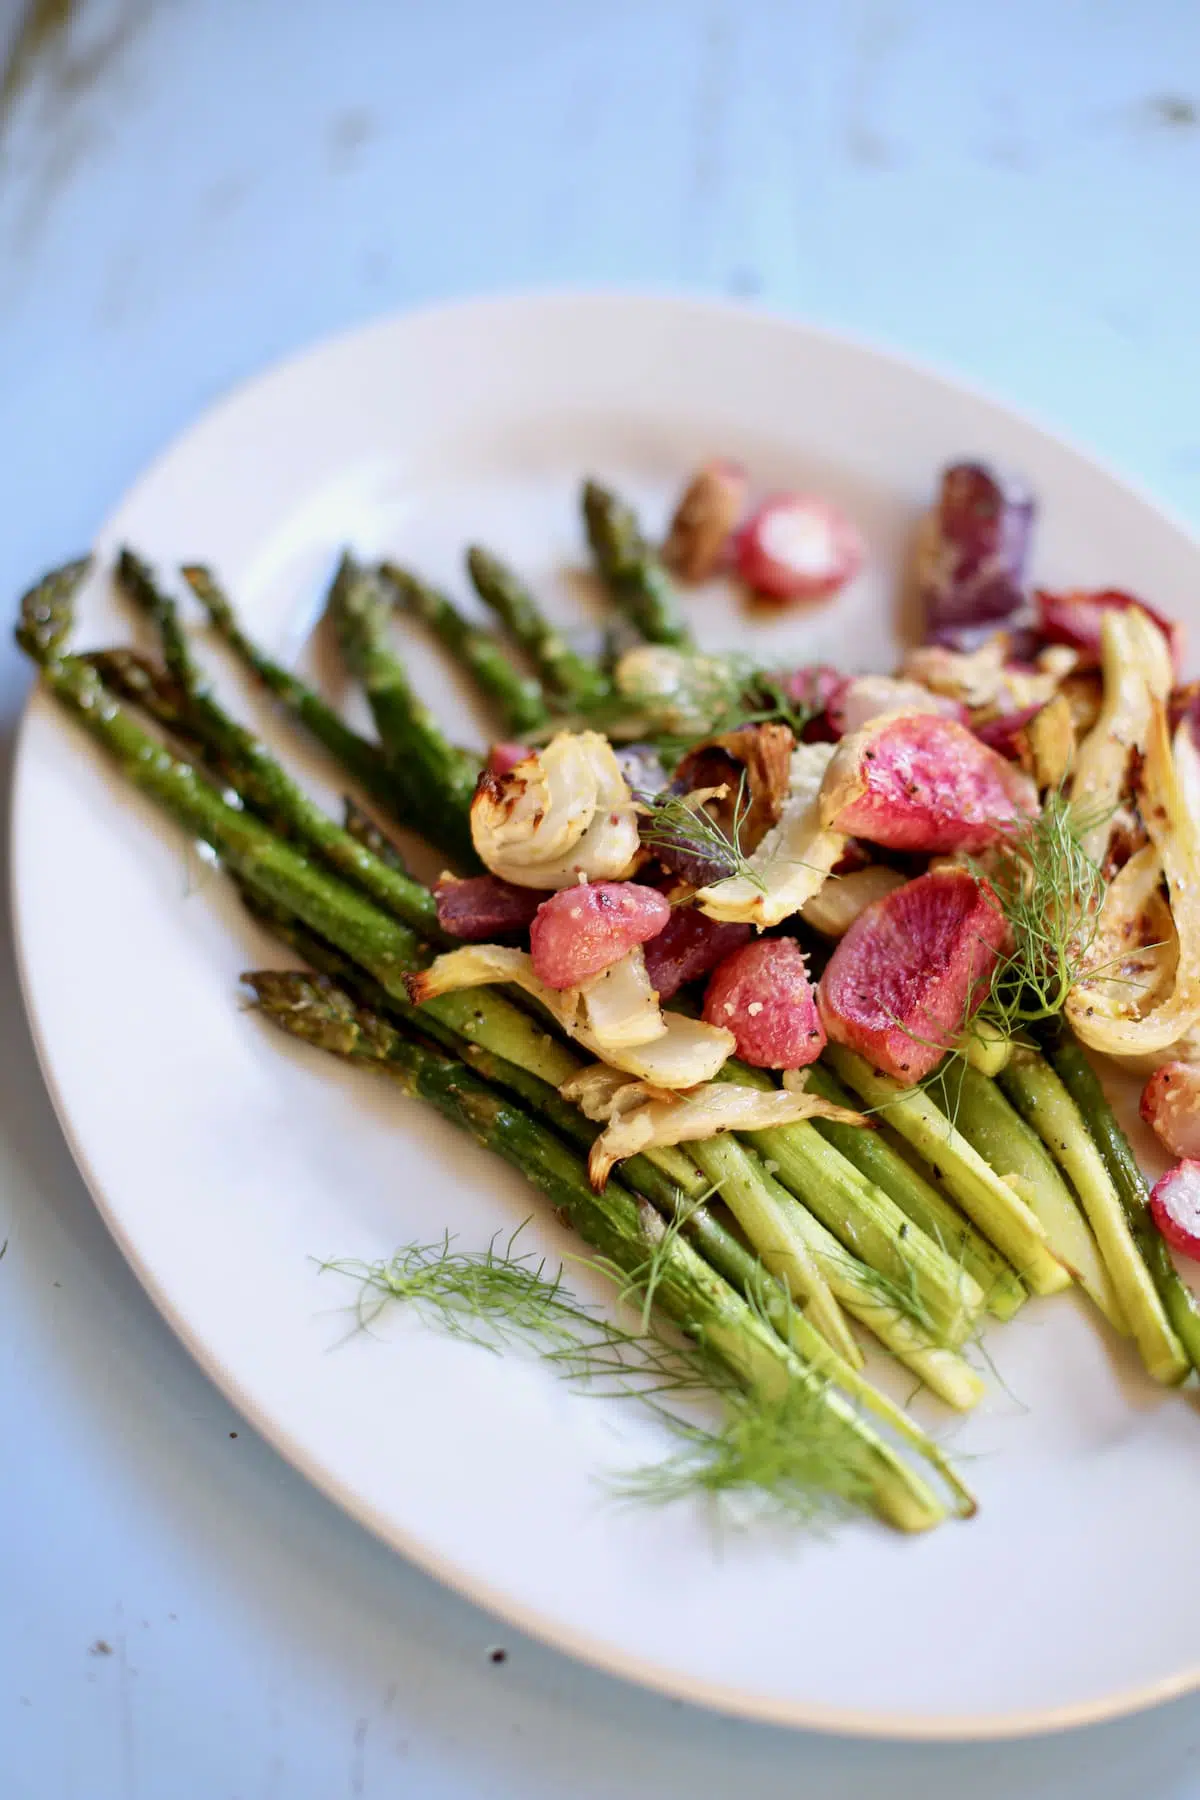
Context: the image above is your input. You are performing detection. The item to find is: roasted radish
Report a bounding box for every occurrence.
[819,869,1008,1084]
[530,881,670,990]
[1141,1064,1200,1161]
[1149,1161,1200,1263]
[736,495,864,602]
[703,937,826,1069]
[821,712,1038,854]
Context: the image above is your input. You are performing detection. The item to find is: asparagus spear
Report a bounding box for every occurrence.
[998,1048,1188,1384]
[721,1063,986,1344]
[181,563,401,813]
[804,1064,1026,1319]
[742,1118,986,1346]
[825,1047,1071,1297]
[341,796,410,873]
[379,561,549,738]
[325,553,482,870]
[930,1059,1125,1332]
[86,644,443,943]
[466,545,611,712]
[735,1151,986,1413]
[115,548,199,690]
[245,969,949,1530]
[1044,1030,1200,1372]
[582,480,693,648]
[20,602,569,1096]
[686,1136,862,1369]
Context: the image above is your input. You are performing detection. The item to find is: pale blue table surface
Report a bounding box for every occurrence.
[3,3,1200,1794]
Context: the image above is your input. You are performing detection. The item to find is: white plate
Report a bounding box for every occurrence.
[12,294,1200,1740]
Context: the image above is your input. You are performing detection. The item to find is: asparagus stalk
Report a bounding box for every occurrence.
[686,1136,863,1369]
[741,1118,986,1347]
[735,1151,986,1413]
[466,545,611,712]
[826,1047,1071,1297]
[342,796,410,873]
[180,563,401,813]
[998,1048,1188,1384]
[1044,1030,1200,1372]
[245,969,949,1530]
[582,480,693,648]
[89,641,443,944]
[932,1060,1125,1332]
[115,548,200,690]
[379,561,549,738]
[804,1064,1026,1320]
[720,1063,986,1344]
[325,553,481,870]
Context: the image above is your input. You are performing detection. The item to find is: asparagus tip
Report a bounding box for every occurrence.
[15,555,92,664]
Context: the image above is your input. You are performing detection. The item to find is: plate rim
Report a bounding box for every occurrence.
[11,286,1200,1742]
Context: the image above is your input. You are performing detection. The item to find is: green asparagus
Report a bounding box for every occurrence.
[245,968,950,1530]
[736,1153,986,1412]
[998,1047,1187,1384]
[466,545,611,712]
[341,796,410,873]
[825,1046,1071,1297]
[325,553,481,870]
[804,1064,1026,1319]
[1044,1029,1200,1372]
[932,1059,1124,1331]
[379,561,549,738]
[88,642,443,942]
[181,563,402,813]
[686,1135,862,1368]
[582,480,693,648]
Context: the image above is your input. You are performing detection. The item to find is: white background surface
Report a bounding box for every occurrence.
[4,3,1200,1795]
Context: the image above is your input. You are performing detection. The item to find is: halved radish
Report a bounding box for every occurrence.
[736,495,864,602]
[1149,1160,1200,1262]
[821,711,1038,854]
[530,881,670,990]
[1141,1063,1200,1160]
[702,937,825,1069]
[818,869,1008,1084]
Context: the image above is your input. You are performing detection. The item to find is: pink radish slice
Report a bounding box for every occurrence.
[736,495,864,602]
[824,712,1037,854]
[818,869,1008,1085]
[529,882,670,991]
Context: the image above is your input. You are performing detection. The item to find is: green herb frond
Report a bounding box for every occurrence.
[323,1225,876,1526]
[973,789,1110,1036]
[639,771,766,890]
[610,1374,875,1527]
[317,1223,601,1353]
